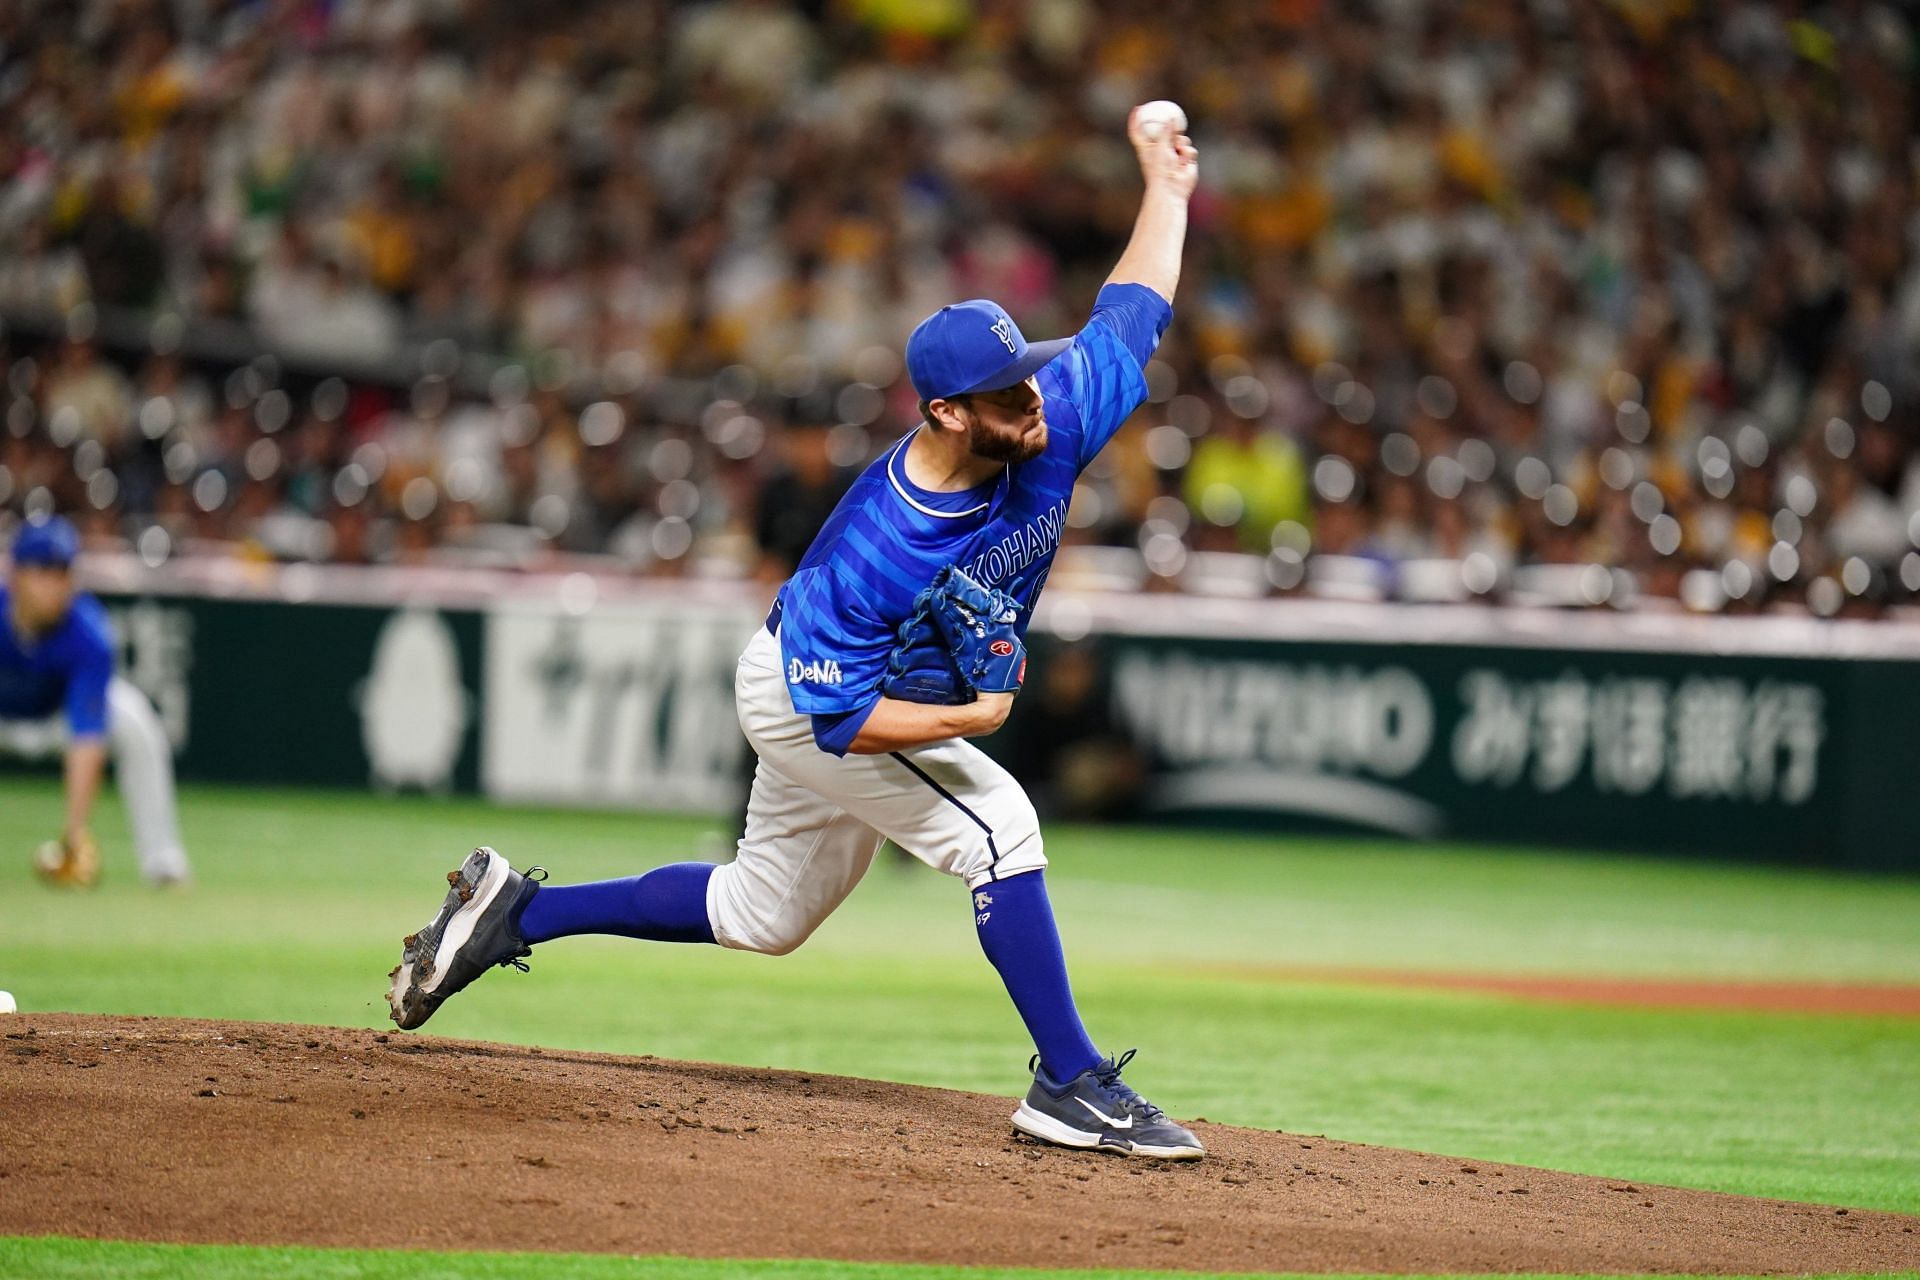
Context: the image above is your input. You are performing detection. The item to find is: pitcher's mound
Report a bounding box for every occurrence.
[6,1015,1916,1274]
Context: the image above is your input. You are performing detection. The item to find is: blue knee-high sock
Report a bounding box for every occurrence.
[973,870,1101,1082]
[516,863,717,946]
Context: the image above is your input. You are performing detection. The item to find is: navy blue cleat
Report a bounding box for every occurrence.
[386,847,543,1031]
[1011,1049,1205,1160]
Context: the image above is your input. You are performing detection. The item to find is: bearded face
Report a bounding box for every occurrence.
[953,378,1048,464]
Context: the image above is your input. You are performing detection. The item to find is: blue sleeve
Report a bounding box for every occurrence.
[63,634,112,740]
[810,700,878,757]
[776,565,897,717]
[1089,281,1173,367]
[1055,283,1170,469]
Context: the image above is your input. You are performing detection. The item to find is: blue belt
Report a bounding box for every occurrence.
[765,597,783,635]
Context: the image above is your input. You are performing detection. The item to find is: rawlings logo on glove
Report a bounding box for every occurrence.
[878,565,1027,705]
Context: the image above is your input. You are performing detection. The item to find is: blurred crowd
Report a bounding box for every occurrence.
[1,0,1918,615]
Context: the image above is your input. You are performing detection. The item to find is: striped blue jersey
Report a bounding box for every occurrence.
[775,283,1171,752]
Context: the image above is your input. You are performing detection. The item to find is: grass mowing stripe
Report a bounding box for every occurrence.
[1,1238,1902,1280]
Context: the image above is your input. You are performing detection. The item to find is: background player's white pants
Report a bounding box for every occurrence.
[0,677,189,883]
[711,625,1046,955]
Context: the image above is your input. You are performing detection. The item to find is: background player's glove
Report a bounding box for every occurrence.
[878,565,1027,705]
[33,829,100,888]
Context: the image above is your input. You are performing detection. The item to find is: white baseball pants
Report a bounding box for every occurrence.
[0,676,189,883]
[709,624,1046,955]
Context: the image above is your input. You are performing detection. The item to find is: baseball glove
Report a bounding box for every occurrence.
[878,565,1027,705]
[33,829,101,888]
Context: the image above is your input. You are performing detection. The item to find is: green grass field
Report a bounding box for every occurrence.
[3,776,1918,1280]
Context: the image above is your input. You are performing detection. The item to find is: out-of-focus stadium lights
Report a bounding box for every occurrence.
[1457,439,1496,483]
[1768,541,1800,582]
[1841,558,1873,597]
[1335,381,1376,426]
[1313,455,1357,504]
[1772,509,1803,545]
[530,494,571,539]
[1460,552,1498,596]
[1066,483,1103,529]
[1649,515,1682,557]
[1604,370,1642,407]
[1578,564,1612,606]
[1145,495,1191,536]
[1265,546,1306,591]
[650,517,694,561]
[1679,569,1723,613]
[658,479,701,521]
[400,477,438,522]
[1270,520,1311,555]
[1502,361,1542,406]
[245,439,281,483]
[1145,424,1191,471]
[1631,480,1664,523]
[1311,362,1351,403]
[1597,450,1628,491]
[192,472,228,514]
[312,377,350,422]
[256,389,292,434]
[579,401,625,447]
[87,471,118,511]
[1415,374,1456,420]
[137,525,171,568]
[1902,553,1920,593]
[1825,417,1856,458]
[1861,381,1892,422]
[332,464,370,507]
[1542,484,1577,527]
[649,437,694,483]
[1784,474,1817,517]
[1722,559,1755,600]
[1734,422,1770,468]
[1167,394,1210,436]
[835,383,884,426]
[1381,433,1419,477]
[825,424,869,468]
[1199,484,1245,527]
[1513,456,1552,501]
[1807,576,1843,617]
[1426,456,1466,501]
[1615,403,1651,443]
[1142,531,1187,579]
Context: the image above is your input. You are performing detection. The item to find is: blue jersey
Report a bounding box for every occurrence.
[0,585,114,738]
[776,282,1171,754]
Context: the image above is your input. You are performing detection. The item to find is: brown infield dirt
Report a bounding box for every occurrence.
[6,1014,1919,1276]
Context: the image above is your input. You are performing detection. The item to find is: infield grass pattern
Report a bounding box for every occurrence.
[2,777,1917,1225]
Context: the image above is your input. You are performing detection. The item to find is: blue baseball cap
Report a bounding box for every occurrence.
[905,300,1071,402]
[11,514,80,569]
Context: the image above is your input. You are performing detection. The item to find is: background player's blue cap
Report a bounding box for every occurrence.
[905,300,1072,402]
[11,514,80,569]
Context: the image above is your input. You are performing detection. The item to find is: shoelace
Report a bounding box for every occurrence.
[1090,1049,1168,1122]
[497,866,550,973]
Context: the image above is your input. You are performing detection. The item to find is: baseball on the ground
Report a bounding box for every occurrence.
[0,991,16,1014]
[1134,99,1188,140]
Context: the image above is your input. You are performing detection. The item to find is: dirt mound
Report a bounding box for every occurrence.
[6,1015,1917,1275]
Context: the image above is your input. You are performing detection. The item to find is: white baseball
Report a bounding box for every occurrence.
[0,991,15,1014]
[1134,100,1188,141]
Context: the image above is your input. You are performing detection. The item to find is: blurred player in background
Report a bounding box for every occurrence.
[1,515,189,887]
[389,106,1203,1157]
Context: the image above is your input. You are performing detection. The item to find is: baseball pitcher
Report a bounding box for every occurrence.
[389,106,1202,1158]
[3,514,189,887]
